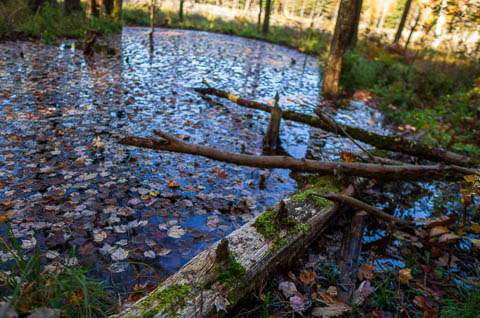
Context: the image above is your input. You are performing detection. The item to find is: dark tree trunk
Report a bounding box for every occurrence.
[322,0,363,99]
[257,0,263,31]
[64,0,82,13]
[112,0,123,20]
[393,0,412,43]
[98,0,113,14]
[348,0,363,48]
[262,0,271,34]
[179,0,184,21]
[29,0,46,11]
[86,0,98,17]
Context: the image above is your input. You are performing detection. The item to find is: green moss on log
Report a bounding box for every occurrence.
[218,253,246,288]
[138,284,191,317]
[254,208,278,240]
[291,175,338,209]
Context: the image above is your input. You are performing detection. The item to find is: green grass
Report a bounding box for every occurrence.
[440,287,480,318]
[0,223,115,317]
[0,0,121,42]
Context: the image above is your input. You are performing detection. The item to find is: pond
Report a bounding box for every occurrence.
[0,27,449,294]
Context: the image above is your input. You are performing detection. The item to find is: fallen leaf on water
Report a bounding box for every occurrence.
[167,180,180,188]
[111,247,129,261]
[168,225,186,238]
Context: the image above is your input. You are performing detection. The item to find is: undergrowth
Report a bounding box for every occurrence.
[0,0,121,42]
[340,40,480,158]
[0,222,115,317]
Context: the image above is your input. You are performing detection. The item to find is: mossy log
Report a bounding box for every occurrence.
[112,182,353,318]
[119,131,477,180]
[193,85,475,167]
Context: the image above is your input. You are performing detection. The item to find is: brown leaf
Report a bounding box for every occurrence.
[299,270,315,285]
[429,226,450,237]
[437,233,460,244]
[311,303,351,318]
[358,263,375,280]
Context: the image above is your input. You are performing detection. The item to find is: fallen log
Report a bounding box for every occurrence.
[112,181,355,318]
[193,85,475,167]
[119,131,477,180]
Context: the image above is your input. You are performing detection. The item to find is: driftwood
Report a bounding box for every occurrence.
[337,211,368,304]
[112,183,355,318]
[119,131,477,180]
[193,85,475,167]
[262,93,282,152]
[321,193,410,225]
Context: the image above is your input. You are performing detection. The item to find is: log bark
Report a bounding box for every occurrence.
[112,184,354,318]
[337,211,367,304]
[119,131,477,180]
[262,93,282,152]
[194,86,475,166]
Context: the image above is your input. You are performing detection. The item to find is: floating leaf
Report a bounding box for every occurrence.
[111,247,129,261]
[168,225,186,238]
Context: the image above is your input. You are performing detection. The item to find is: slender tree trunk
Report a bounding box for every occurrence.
[179,0,184,21]
[393,0,412,43]
[377,0,392,32]
[432,0,447,49]
[308,0,317,20]
[404,6,421,52]
[112,0,123,20]
[257,0,263,31]
[322,0,363,99]
[232,0,239,11]
[244,0,252,13]
[283,0,291,18]
[262,0,271,34]
[86,0,97,17]
[300,0,307,17]
[64,0,81,13]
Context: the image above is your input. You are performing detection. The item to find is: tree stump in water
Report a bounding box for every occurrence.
[262,93,282,153]
[83,30,97,57]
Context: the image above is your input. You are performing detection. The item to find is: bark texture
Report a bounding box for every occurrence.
[194,86,475,166]
[119,132,476,180]
[64,0,81,13]
[262,93,282,152]
[86,0,97,17]
[112,0,123,20]
[322,0,362,98]
[262,0,271,34]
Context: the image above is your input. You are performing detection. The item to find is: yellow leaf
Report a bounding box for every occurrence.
[399,268,413,284]
[472,223,480,234]
[167,180,180,188]
[438,233,460,244]
[6,116,13,120]
[149,191,159,197]
[429,226,449,237]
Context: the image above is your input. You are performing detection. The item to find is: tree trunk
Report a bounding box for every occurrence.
[113,185,355,318]
[64,0,82,13]
[257,0,263,31]
[112,0,123,20]
[244,0,252,14]
[322,0,363,98]
[194,85,475,166]
[348,0,363,48]
[300,0,307,18]
[377,0,392,32]
[86,0,97,17]
[404,7,421,52]
[179,0,184,21]
[232,0,239,11]
[393,0,412,43]
[262,0,271,34]
[119,132,477,180]
[432,0,447,49]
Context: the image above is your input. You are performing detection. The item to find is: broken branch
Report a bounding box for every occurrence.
[119,132,477,181]
[194,85,475,167]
